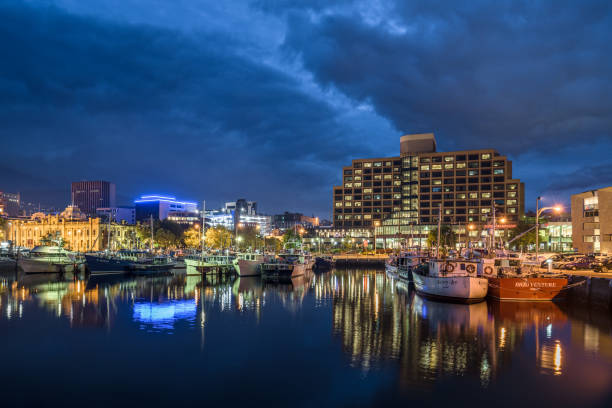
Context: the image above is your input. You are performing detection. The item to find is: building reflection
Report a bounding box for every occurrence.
[0,268,316,333]
[313,268,612,387]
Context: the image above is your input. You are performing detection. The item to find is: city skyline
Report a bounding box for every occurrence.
[1,1,611,218]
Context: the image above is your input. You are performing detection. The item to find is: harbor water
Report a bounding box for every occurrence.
[1,267,611,407]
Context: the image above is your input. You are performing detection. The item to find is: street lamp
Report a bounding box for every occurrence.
[373,221,380,253]
[535,197,562,262]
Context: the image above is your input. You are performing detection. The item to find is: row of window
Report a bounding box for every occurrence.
[420,169,504,178]
[420,153,497,163]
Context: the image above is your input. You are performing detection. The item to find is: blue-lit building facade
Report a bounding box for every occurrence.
[134,195,198,222]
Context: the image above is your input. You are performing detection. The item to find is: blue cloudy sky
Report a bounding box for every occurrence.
[1,0,611,217]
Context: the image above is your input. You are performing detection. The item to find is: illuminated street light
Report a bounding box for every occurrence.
[535,197,563,262]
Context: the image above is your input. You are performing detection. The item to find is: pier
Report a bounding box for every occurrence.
[332,254,387,267]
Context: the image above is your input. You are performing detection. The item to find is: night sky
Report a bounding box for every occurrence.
[1,0,611,218]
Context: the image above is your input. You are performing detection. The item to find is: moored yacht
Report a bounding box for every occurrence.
[412,258,489,303]
[261,252,306,280]
[18,245,79,274]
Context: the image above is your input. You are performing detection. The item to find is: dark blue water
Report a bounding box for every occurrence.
[1,268,611,407]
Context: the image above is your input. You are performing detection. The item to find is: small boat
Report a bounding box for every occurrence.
[129,255,176,275]
[412,259,489,303]
[84,251,135,275]
[483,257,571,301]
[261,253,306,281]
[385,256,399,278]
[397,253,429,282]
[0,256,17,272]
[314,255,335,272]
[17,245,79,274]
[185,254,235,269]
[233,253,267,277]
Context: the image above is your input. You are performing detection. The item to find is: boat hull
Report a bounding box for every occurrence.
[487,277,569,301]
[398,267,413,282]
[84,254,131,274]
[385,264,398,278]
[18,258,76,274]
[235,259,261,277]
[413,273,488,303]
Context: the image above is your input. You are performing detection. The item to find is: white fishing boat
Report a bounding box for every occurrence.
[412,258,489,303]
[18,245,79,274]
[233,253,267,277]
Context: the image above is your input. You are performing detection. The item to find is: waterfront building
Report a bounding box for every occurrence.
[237,214,272,236]
[273,212,320,230]
[332,133,525,248]
[571,186,612,254]
[167,211,200,226]
[96,207,136,224]
[71,181,116,216]
[541,221,573,252]
[206,210,234,230]
[134,194,198,222]
[0,191,20,217]
[6,205,139,251]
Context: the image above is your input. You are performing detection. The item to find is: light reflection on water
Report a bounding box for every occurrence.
[1,268,611,406]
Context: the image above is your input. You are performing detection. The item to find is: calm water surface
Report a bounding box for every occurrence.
[1,268,611,407]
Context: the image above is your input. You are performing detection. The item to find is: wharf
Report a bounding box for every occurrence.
[333,254,387,267]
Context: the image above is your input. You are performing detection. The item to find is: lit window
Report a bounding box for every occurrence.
[444,163,453,169]
[444,156,454,162]
[584,196,598,210]
[507,199,517,205]
[344,183,352,188]
[354,182,362,187]
[493,169,504,175]
[354,201,362,207]
[456,163,466,169]
[345,196,352,200]
[363,188,372,193]
[481,192,491,198]
[481,208,491,213]
[507,184,517,190]
[507,191,517,198]
[335,202,342,207]
[420,165,430,171]
[469,193,478,198]
[344,202,352,207]
[508,207,517,213]
[432,164,442,170]
[481,153,491,160]
[433,180,442,185]
[374,162,382,167]
[364,162,372,168]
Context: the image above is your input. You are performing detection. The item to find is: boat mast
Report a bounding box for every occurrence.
[107,210,112,252]
[491,202,496,252]
[436,202,442,258]
[201,200,206,258]
[150,214,154,252]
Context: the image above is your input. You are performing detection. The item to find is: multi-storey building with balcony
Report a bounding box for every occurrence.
[571,186,612,254]
[332,133,525,248]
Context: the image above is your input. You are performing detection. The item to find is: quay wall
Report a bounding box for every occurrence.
[567,276,612,311]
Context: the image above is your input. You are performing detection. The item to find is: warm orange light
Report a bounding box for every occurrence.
[553,206,562,212]
[500,217,506,223]
[468,224,475,230]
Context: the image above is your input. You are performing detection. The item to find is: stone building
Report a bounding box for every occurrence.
[6,206,139,252]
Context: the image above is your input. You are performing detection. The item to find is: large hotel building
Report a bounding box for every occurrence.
[332,133,524,247]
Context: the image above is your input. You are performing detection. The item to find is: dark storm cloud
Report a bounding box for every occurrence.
[278,0,612,154]
[0,1,381,215]
[546,163,612,194]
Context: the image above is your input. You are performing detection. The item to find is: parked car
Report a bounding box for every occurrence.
[592,259,612,273]
[561,257,596,270]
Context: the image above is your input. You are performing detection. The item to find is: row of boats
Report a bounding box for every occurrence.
[1,242,334,280]
[385,251,575,303]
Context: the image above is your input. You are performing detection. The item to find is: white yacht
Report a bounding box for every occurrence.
[412,258,489,303]
[18,245,79,274]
